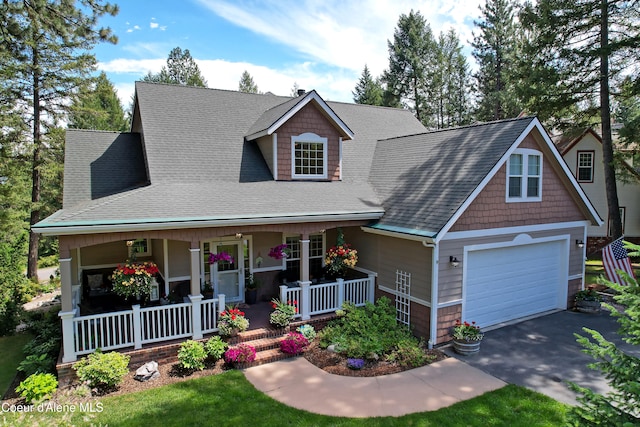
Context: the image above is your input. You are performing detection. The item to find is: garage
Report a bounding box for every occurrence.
[463,239,568,328]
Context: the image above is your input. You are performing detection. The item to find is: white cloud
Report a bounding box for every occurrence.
[150,21,159,29]
[195,0,485,78]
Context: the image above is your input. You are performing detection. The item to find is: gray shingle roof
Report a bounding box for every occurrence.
[62,130,147,208]
[369,117,536,236]
[36,83,426,232]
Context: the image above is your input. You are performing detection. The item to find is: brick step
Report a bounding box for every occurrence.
[236,348,300,369]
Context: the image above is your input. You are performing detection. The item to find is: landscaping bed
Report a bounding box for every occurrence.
[303,340,447,377]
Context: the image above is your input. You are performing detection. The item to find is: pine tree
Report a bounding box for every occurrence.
[519,0,640,239]
[352,65,383,106]
[382,10,437,126]
[143,47,207,87]
[471,0,521,121]
[238,70,259,93]
[69,72,129,131]
[0,0,118,280]
[568,242,640,425]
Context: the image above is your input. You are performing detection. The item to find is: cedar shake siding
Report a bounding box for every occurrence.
[450,134,585,232]
[275,102,343,181]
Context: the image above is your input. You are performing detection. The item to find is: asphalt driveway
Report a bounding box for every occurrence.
[443,309,640,405]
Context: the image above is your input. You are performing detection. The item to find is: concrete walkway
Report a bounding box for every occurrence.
[243,356,506,418]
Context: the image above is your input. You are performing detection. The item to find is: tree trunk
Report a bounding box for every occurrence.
[600,0,622,239]
[27,45,41,280]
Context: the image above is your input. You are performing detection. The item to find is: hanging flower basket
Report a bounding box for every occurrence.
[111,261,159,299]
[268,244,290,260]
[209,251,235,265]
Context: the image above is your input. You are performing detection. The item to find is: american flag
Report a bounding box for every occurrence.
[602,237,636,285]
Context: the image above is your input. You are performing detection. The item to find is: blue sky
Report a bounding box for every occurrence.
[94,0,486,105]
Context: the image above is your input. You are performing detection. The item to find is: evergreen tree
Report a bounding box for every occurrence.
[238,70,259,93]
[143,47,207,87]
[352,65,383,106]
[568,242,640,425]
[519,0,640,239]
[69,72,129,131]
[434,30,473,128]
[471,0,521,121]
[0,0,118,280]
[382,10,437,126]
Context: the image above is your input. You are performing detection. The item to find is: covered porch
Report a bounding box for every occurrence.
[55,222,376,363]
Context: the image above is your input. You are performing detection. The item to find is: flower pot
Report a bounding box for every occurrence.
[576,299,601,313]
[453,339,481,356]
[245,289,258,305]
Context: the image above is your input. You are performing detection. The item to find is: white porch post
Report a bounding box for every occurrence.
[59,257,77,362]
[300,281,311,320]
[336,278,344,308]
[59,310,77,363]
[189,247,203,339]
[367,273,376,303]
[132,304,142,349]
[300,235,310,283]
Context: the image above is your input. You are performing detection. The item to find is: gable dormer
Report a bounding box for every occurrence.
[246,91,354,181]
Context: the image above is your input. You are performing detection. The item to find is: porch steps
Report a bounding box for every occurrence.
[230,327,299,368]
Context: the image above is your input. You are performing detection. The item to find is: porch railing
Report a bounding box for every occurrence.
[279,273,376,320]
[62,294,225,362]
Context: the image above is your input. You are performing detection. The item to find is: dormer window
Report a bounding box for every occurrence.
[507,149,542,202]
[292,133,328,179]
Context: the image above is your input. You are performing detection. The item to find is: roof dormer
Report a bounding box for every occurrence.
[246,91,353,181]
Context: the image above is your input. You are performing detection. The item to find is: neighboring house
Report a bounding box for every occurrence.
[555,128,640,253]
[34,82,601,364]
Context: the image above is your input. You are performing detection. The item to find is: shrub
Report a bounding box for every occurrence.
[73,350,130,389]
[15,373,58,404]
[204,336,228,361]
[280,332,309,355]
[18,354,54,377]
[269,298,297,328]
[319,297,420,360]
[386,338,433,368]
[224,343,256,364]
[297,324,316,342]
[178,340,207,371]
[0,237,30,336]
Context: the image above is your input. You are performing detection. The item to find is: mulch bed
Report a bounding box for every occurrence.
[3,341,447,406]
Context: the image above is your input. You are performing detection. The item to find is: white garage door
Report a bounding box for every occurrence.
[464,240,566,328]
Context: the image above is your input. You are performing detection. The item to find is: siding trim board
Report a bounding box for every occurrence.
[442,220,591,241]
[378,285,431,307]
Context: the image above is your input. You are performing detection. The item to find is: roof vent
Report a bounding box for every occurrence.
[297,89,306,96]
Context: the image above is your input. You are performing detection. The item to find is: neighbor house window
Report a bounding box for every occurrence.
[129,238,151,257]
[577,151,594,182]
[291,133,327,179]
[507,149,542,202]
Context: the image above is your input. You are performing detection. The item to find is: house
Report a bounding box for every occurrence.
[33,82,602,364]
[554,128,640,253]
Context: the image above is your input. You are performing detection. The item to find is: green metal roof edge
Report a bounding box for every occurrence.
[366,223,437,238]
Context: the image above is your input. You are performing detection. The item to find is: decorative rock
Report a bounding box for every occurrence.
[134,361,160,382]
[327,344,337,353]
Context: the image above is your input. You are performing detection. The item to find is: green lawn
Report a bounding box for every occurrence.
[0,333,32,397]
[585,259,639,286]
[4,370,567,427]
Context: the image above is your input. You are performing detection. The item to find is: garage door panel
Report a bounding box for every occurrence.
[464,241,565,328]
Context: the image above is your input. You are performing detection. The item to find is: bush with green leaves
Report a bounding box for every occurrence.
[18,354,54,377]
[73,350,130,389]
[319,297,419,359]
[178,340,207,371]
[386,338,435,368]
[297,324,316,342]
[568,241,640,426]
[0,237,30,336]
[15,373,58,404]
[204,336,228,361]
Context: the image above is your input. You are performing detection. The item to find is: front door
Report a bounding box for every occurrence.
[212,242,244,302]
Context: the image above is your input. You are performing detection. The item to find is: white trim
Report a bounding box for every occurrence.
[163,239,169,296]
[353,266,378,277]
[378,285,430,307]
[272,133,278,180]
[189,248,200,253]
[568,273,583,281]
[438,299,463,308]
[80,263,119,270]
[361,225,435,243]
[291,133,328,180]
[252,266,286,273]
[36,211,384,236]
[339,137,343,181]
[261,91,354,140]
[506,149,543,203]
[435,118,603,242]
[442,220,590,241]
[167,275,191,282]
[429,243,439,348]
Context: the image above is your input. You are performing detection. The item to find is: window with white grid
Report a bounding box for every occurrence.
[292,133,327,179]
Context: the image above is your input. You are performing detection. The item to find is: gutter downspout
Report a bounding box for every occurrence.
[423,241,438,349]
